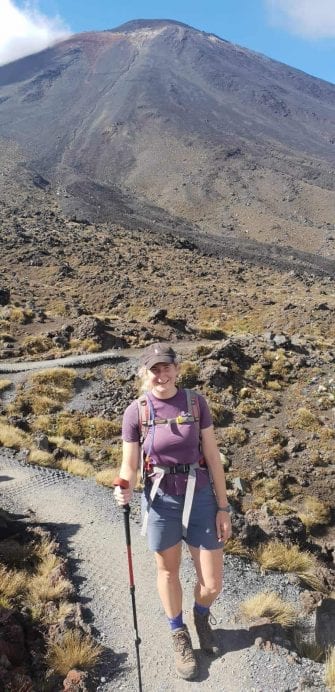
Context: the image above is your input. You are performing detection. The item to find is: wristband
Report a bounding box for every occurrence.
[217,504,232,513]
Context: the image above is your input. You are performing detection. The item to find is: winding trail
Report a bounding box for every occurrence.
[0,452,325,692]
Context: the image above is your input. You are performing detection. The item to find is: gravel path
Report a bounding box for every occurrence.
[0,451,326,692]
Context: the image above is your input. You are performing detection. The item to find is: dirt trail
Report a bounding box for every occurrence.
[0,452,325,692]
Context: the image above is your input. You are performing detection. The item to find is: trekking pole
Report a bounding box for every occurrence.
[113,477,143,692]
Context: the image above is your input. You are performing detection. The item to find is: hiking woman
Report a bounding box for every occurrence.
[114,342,232,680]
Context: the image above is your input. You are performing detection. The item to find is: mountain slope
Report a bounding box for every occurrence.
[0,19,334,261]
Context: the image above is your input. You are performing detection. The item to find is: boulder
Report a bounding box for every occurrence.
[148,308,168,323]
[243,506,307,546]
[0,288,10,306]
[315,598,335,648]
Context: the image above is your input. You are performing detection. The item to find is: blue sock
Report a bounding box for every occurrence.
[194,601,209,615]
[168,611,184,631]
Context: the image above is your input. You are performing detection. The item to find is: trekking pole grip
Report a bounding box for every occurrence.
[113,476,131,541]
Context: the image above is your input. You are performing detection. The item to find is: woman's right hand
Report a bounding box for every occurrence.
[114,484,133,506]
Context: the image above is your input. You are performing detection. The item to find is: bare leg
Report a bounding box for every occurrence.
[188,545,223,607]
[155,542,183,618]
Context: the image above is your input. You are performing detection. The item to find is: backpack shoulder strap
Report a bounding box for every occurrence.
[137,394,150,444]
[185,388,200,422]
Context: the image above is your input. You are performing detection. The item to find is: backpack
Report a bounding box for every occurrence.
[137,388,201,477]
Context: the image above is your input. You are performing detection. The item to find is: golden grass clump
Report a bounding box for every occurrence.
[95,468,118,487]
[261,428,287,446]
[208,401,227,427]
[0,379,12,393]
[46,629,102,675]
[220,425,248,446]
[255,541,322,590]
[290,407,321,431]
[22,335,53,354]
[8,306,34,324]
[0,539,30,568]
[59,458,95,477]
[56,413,121,442]
[177,361,201,388]
[0,422,28,449]
[0,563,27,600]
[325,647,335,692]
[245,363,266,385]
[298,497,331,529]
[28,449,55,466]
[266,499,295,517]
[27,573,73,603]
[48,436,84,458]
[224,538,250,558]
[236,400,261,417]
[32,368,76,388]
[253,478,284,503]
[69,337,101,353]
[240,591,298,627]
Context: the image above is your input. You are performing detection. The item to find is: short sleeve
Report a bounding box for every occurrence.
[122,400,140,443]
[197,394,213,429]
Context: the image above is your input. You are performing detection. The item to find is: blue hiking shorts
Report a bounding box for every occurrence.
[141,482,222,552]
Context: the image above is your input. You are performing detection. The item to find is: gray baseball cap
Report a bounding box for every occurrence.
[140,342,177,369]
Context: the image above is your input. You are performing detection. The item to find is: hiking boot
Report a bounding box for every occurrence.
[192,608,220,656]
[172,625,198,680]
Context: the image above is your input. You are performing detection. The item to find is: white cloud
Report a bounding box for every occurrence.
[0,0,71,66]
[265,0,335,38]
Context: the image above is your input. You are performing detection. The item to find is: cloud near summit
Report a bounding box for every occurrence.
[0,0,71,66]
[265,0,335,38]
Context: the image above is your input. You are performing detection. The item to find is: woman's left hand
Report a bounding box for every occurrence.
[216,510,232,543]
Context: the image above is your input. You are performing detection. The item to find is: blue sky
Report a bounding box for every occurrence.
[1,0,335,84]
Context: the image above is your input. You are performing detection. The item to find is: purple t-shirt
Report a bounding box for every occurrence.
[122,389,212,495]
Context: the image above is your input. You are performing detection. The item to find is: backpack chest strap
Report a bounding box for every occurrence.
[142,414,199,427]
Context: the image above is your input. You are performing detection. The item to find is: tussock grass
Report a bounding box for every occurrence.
[95,468,118,487]
[0,422,28,448]
[255,541,322,590]
[59,458,95,477]
[220,425,248,446]
[236,400,261,417]
[290,407,321,431]
[261,428,287,446]
[178,361,200,388]
[245,363,266,385]
[266,499,295,517]
[240,591,298,627]
[46,629,102,675]
[48,436,84,458]
[0,539,30,568]
[8,306,34,324]
[28,449,55,466]
[224,538,250,558]
[27,573,73,602]
[253,478,284,503]
[22,335,53,354]
[298,497,331,529]
[69,337,101,353]
[0,379,12,393]
[31,368,76,388]
[256,443,287,464]
[0,563,27,600]
[56,413,121,442]
[325,647,335,691]
[294,629,324,663]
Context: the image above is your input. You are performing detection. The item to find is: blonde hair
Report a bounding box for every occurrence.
[137,358,180,394]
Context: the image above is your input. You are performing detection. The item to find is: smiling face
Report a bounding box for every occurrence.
[147,361,179,399]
